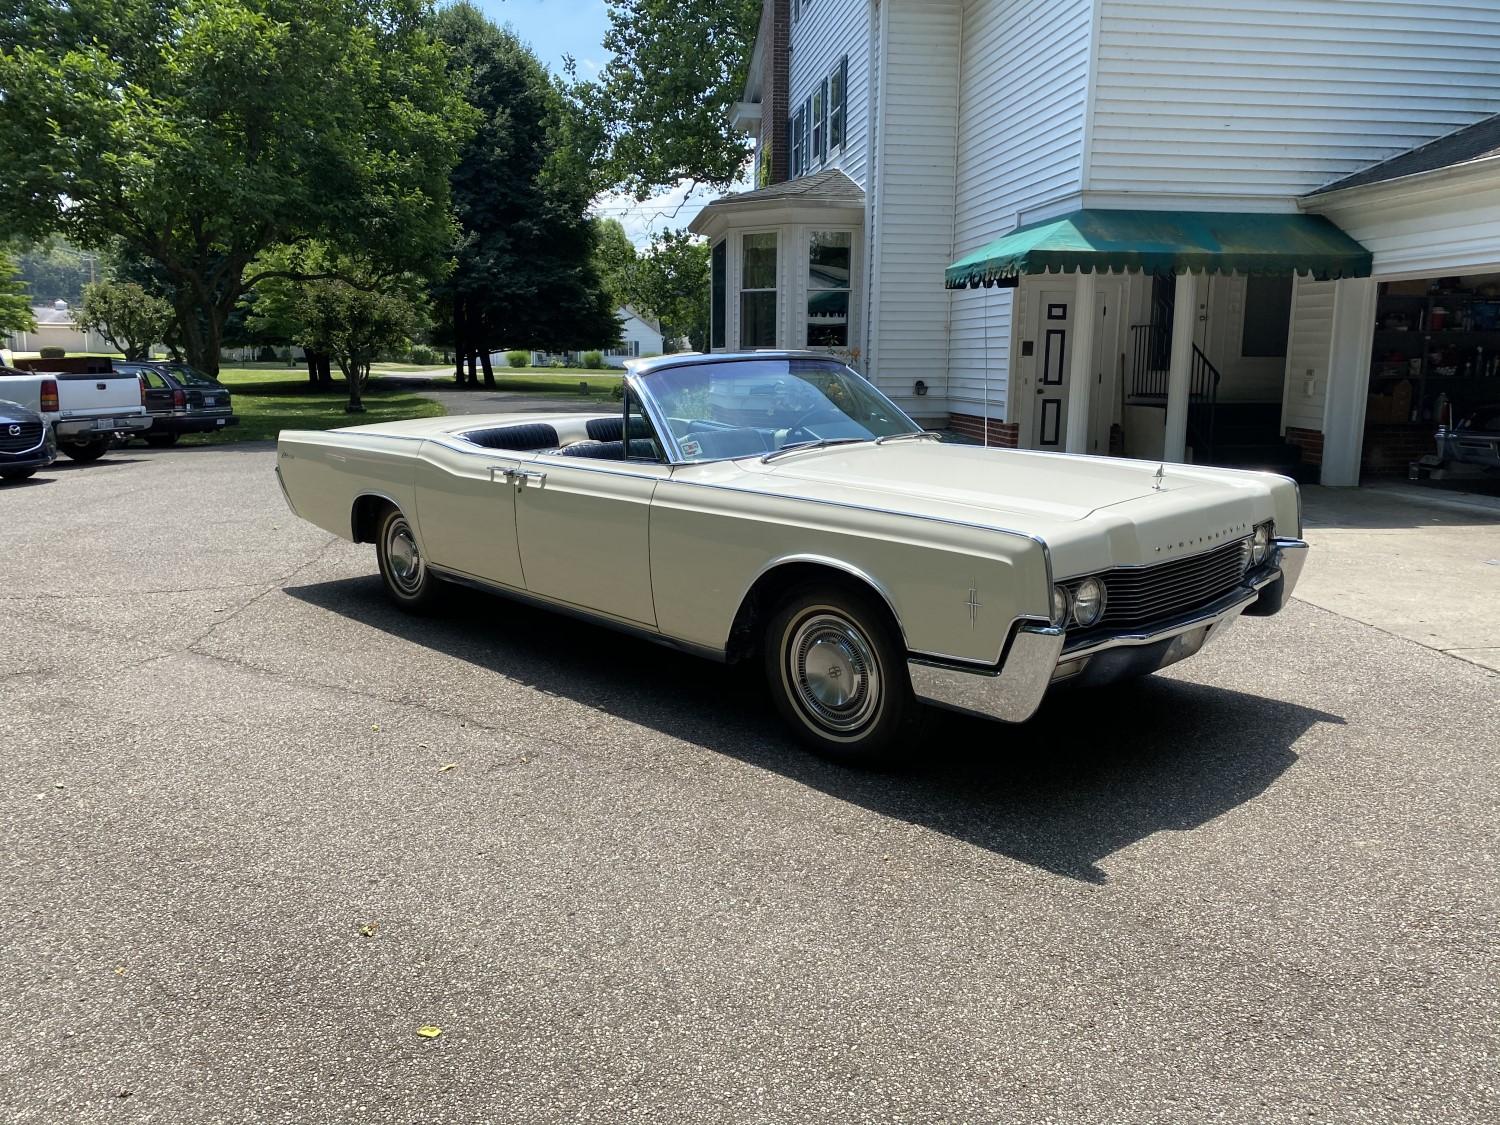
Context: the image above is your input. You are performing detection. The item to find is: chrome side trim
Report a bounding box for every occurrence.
[427,563,728,663]
[739,553,910,648]
[908,623,1064,724]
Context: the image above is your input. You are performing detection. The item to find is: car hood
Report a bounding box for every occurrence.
[0,398,39,424]
[716,442,1287,573]
[734,442,1219,520]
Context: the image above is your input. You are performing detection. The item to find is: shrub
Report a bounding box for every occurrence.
[505,350,529,368]
[409,344,436,365]
[549,357,565,368]
[581,350,605,369]
[610,381,624,401]
[39,345,66,358]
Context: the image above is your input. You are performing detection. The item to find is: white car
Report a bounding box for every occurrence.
[276,352,1307,766]
[0,364,151,461]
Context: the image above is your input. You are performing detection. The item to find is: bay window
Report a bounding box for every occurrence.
[741,232,778,348]
[807,231,851,347]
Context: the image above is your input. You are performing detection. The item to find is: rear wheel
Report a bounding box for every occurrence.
[1,468,36,481]
[763,583,926,767]
[62,439,107,462]
[375,507,440,611]
[146,433,179,448]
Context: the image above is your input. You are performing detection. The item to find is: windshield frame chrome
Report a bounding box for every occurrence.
[626,354,923,468]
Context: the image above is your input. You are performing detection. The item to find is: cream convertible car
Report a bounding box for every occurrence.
[276,352,1307,765]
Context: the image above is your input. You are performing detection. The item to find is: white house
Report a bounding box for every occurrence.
[692,0,1500,486]
[4,300,115,356]
[522,305,665,368]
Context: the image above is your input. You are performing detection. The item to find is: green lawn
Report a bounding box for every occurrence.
[190,366,446,445]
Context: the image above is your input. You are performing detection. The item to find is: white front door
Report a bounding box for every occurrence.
[1033,290,1074,449]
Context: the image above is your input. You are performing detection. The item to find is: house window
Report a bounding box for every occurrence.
[740,232,778,348]
[829,57,847,151]
[812,81,827,165]
[807,231,850,347]
[711,239,726,349]
[790,104,807,178]
[1242,276,1293,358]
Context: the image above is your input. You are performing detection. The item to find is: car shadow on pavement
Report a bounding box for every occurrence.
[287,577,1343,884]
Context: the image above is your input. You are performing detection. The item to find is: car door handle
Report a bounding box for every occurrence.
[489,466,515,483]
[512,469,546,489]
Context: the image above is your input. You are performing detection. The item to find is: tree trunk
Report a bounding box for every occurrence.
[453,297,467,385]
[305,347,321,387]
[316,352,334,388]
[479,349,495,387]
[342,357,365,413]
[467,350,478,386]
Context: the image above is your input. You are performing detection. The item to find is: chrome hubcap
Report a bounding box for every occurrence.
[787,611,880,734]
[386,519,424,594]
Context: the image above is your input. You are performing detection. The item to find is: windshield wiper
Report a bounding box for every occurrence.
[760,437,869,463]
[874,430,942,446]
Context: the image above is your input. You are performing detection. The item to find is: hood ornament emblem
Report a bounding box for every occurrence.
[1152,464,1165,491]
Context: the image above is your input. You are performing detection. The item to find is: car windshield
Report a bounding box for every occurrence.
[166,363,221,388]
[638,358,920,462]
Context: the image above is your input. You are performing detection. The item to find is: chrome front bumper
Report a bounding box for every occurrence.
[908,538,1309,724]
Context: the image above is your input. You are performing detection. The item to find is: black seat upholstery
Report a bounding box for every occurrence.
[585,415,653,442]
[460,422,559,451]
[553,438,660,461]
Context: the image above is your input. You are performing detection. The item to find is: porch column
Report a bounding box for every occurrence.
[1163,270,1200,462]
[1064,270,1097,453]
[1320,277,1377,487]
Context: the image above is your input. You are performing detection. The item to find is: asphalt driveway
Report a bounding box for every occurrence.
[1,445,1496,1123]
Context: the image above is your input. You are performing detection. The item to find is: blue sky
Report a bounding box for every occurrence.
[472,0,612,77]
[467,0,726,245]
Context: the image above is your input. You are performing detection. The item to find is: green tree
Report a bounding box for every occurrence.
[433,3,617,387]
[592,218,637,310]
[293,276,424,413]
[0,0,472,375]
[77,280,173,359]
[10,239,107,307]
[241,243,340,386]
[0,250,36,337]
[626,230,710,352]
[585,0,763,198]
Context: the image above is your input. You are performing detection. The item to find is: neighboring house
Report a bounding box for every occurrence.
[514,306,665,369]
[692,0,1500,486]
[4,301,116,355]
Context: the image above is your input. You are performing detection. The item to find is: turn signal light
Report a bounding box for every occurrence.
[40,378,59,413]
[139,375,147,406]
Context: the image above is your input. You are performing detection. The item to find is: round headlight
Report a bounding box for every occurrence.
[1051,585,1069,627]
[1252,523,1271,565]
[1072,577,1106,627]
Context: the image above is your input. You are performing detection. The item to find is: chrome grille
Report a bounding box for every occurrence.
[0,421,43,454]
[1072,537,1251,632]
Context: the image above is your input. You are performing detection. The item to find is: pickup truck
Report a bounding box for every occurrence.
[0,364,152,461]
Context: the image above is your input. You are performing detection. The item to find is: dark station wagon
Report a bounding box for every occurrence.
[114,361,239,446]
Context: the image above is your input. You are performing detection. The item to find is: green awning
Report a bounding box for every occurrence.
[945,209,1372,289]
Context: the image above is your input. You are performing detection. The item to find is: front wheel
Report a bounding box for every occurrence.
[764,584,926,767]
[375,507,441,611]
[62,439,107,462]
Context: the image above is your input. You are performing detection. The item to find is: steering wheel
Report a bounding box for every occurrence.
[783,407,846,445]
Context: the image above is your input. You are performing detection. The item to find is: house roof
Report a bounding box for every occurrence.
[1309,114,1500,196]
[689,169,865,234]
[30,305,76,326]
[618,305,661,334]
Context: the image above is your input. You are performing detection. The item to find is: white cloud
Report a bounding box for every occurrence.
[590,176,751,248]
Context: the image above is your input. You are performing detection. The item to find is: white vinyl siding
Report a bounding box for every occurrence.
[867,0,962,413]
[948,0,1091,417]
[788,0,874,189]
[1312,174,1500,280]
[1281,277,1335,433]
[1089,0,1500,198]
